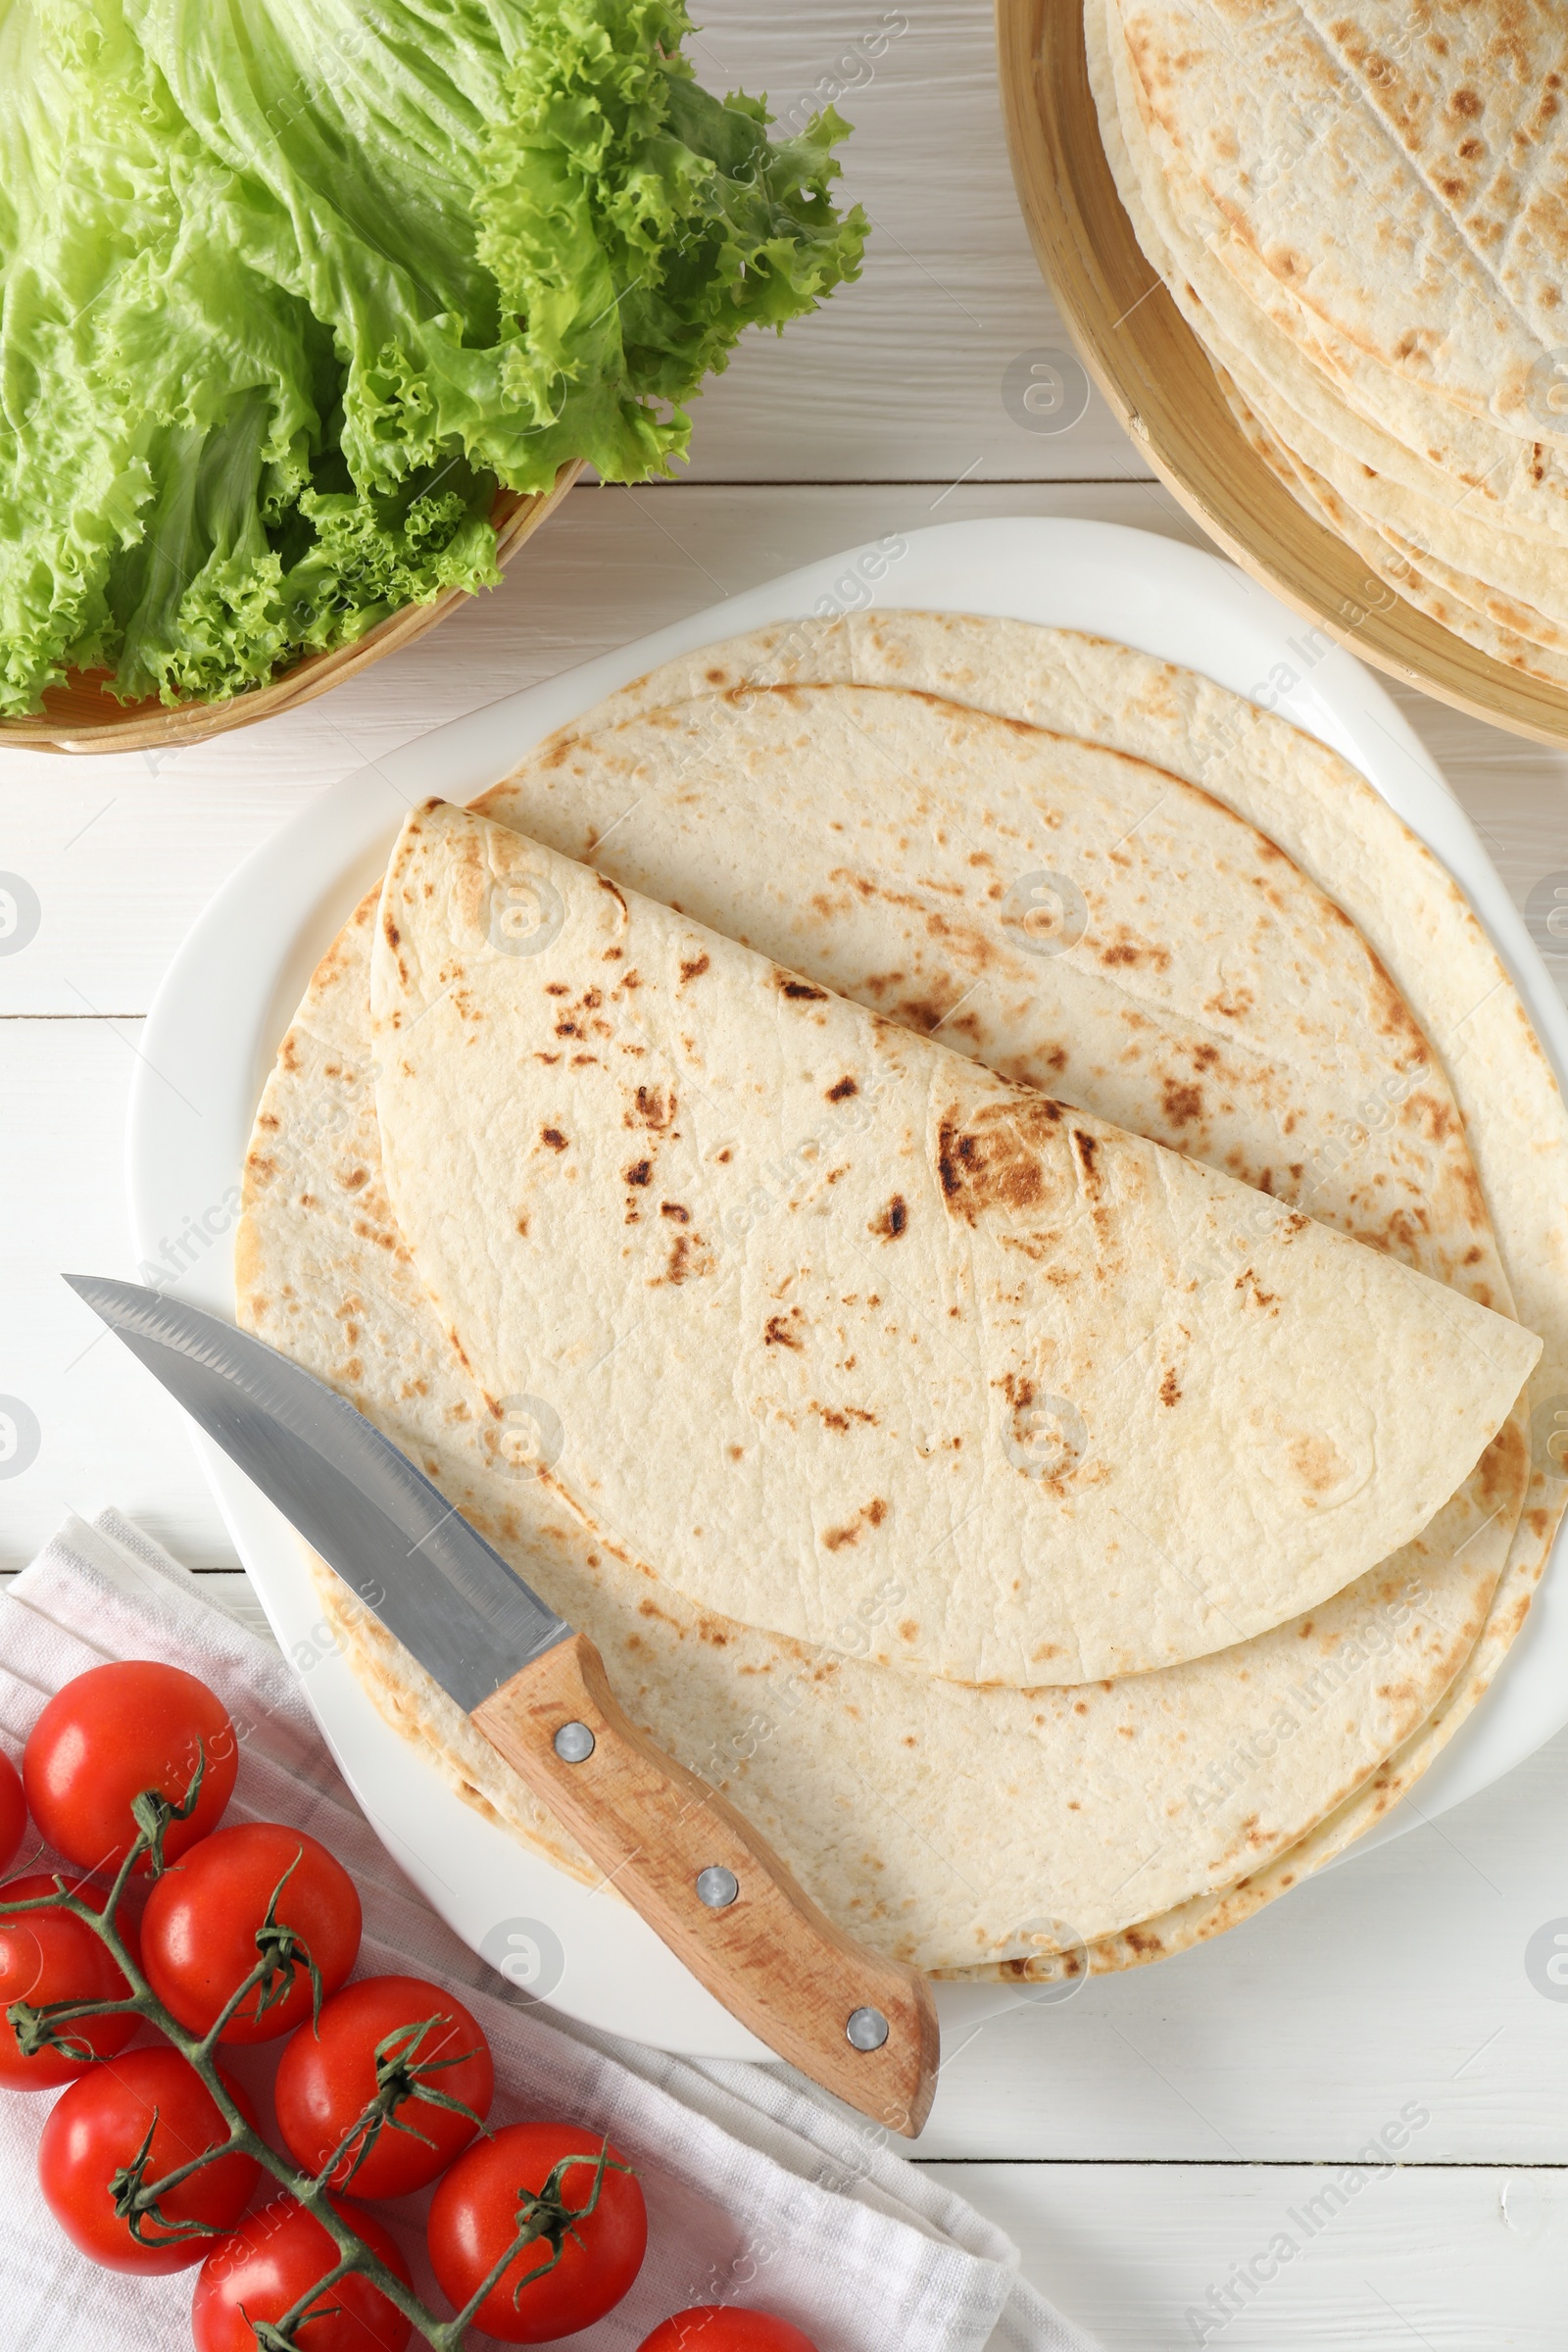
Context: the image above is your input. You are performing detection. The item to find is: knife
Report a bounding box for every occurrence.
[65,1275,939,2135]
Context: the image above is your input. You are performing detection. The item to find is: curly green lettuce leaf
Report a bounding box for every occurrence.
[0,0,317,710]
[131,0,865,494]
[474,1,869,481]
[0,0,864,714]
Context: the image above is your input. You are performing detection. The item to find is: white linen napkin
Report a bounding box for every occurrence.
[0,1510,1097,2352]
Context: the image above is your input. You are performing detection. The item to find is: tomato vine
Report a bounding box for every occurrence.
[1,1754,632,2349]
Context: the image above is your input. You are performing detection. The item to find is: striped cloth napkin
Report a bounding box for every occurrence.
[0,1508,1098,2352]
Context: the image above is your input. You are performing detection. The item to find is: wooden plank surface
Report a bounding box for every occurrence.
[922,2162,1568,2348]
[4,7,1568,2343]
[609,1,1141,484]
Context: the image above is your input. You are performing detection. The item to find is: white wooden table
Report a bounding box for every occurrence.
[6,9,1568,2343]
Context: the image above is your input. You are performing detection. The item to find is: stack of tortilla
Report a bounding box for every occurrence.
[1089,0,1568,688]
[237,612,1568,1984]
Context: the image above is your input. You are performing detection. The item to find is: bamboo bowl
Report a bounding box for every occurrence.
[1,462,583,757]
[996,0,1568,750]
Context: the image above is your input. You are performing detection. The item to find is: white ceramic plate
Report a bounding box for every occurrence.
[127,516,1568,2056]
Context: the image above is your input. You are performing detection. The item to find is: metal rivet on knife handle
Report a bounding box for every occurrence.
[553,1721,596,1763]
[470,1629,941,2132]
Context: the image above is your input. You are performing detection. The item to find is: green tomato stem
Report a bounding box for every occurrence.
[1,1769,635,2351]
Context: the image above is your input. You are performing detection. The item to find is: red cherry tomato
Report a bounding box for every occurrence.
[192,2193,413,2352]
[38,2044,260,2274]
[0,1874,142,2087]
[24,1662,237,1874]
[141,1822,361,2045]
[427,2122,646,2343]
[0,1749,27,1874]
[638,2313,821,2352]
[275,1974,493,2198]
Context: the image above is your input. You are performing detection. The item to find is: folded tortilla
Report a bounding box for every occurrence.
[496,609,1568,1977]
[368,793,1538,1690]
[238,614,1564,1973]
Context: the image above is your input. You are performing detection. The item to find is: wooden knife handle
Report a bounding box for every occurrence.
[472,1632,939,2136]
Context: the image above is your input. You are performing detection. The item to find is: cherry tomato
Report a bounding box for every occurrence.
[275,1974,493,2198]
[427,2122,646,2342]
[192,2193,413,2352]
[638,2312,821,2352]
[0,1874,142,2088]
[0,1749,27,1874]
[24,1662,237,1874]
[141,1822,361,2045]
[38,2044,260,2274]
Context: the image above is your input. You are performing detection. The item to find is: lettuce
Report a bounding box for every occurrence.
[0,0,865,714]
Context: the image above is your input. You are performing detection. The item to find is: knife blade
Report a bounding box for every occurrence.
[63,1273,569,1712]
[66,1274,939,2135]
